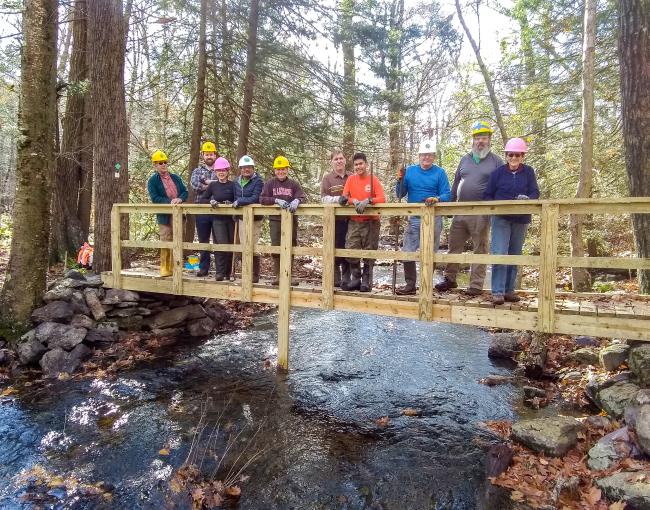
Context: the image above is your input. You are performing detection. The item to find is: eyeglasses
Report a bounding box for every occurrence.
[156,161,168,165]
[506,153,524,158]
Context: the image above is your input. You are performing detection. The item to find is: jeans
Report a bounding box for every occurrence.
[196,214,214,272]
[212,218,234,277]
[402,216,443,252]
[490,216,529,295]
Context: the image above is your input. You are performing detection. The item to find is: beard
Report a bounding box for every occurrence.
[472,144,491,160]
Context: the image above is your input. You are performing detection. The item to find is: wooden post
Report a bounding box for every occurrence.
[321,206,335,310]
[241,207,254,301]
[418,206,435,320]
[277,209,293,371]
[172,205,184,295]
[110,205,121,288]
[538,204,559,333]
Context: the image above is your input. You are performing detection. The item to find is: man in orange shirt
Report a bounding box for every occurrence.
[338,152,386,292]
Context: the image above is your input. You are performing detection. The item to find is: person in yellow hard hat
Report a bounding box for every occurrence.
[435,120,503,296]
[190,141,220,276]
[147,150,188,276]
[259,155,307,286]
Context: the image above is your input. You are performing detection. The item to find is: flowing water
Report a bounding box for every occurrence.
[0,287,522,509]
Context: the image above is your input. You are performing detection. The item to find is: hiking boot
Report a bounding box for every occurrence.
[463,287,482,297]
[339,261,351,289]
[504,292,521,302]
[395,261,417,295]
[334,265,342,288]
[341,263,361,291]
[435,277,457,292]
[252,256,260,283]
[359,263,373,292]
[215,274,225,281]
[196,270,208,277]
[492,294,505,305]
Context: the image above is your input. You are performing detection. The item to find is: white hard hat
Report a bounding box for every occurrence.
[418,139,436,154]
[238,155,255,167]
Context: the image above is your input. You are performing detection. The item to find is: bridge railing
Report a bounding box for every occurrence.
[108,198,650,367]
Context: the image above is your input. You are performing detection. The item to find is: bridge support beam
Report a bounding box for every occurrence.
[277,209,293,371]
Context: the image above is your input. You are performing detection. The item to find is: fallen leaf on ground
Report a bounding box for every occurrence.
[158,448,170,456]
[375,416,390,427]
[401,408,419,417]
[1,387,17,397]
[609,502,626,510]
[225,485,241,497]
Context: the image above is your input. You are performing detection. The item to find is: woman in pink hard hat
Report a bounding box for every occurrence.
[483,138,540,305]
[205,157,236,280]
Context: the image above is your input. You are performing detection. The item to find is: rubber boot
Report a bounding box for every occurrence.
[252,256,260,284]
[160,249,172,277]
[341,263,361,291]
[271,257,280,286]
[359,262,373,292]
[395,261,417,295]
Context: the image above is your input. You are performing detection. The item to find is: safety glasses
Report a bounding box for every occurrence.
[506,153,524,158]
[155,161,168,165]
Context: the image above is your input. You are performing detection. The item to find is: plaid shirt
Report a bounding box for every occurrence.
[190,163,217,202]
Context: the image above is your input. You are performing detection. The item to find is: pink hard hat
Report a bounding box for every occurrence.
[214,157,230,170]
[504,137,528,153]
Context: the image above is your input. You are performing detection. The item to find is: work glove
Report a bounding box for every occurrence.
[210,199,218,208]
[424,196,439,206]
[274,198,289,209]
[288,199,300,213]
[355,198,370,214]
[338,195,349,206]
[221,200,232,205]
[516,194,530,200]
[232,200,240,208]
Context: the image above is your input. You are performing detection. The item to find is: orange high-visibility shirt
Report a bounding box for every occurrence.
[342,173,385,221]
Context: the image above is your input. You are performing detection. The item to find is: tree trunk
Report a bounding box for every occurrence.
[184,0,208,243]
[570,0,596,292]
[50,0,88,264]
[77,97,93,240]
[0,0,58,328]
[88,0,129,273]
[454,0,507,143]
[220,0,236,163]
[236,0,260,159]
[340,0,355,172]
[619,0,650,294]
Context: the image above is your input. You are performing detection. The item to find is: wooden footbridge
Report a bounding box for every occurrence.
[102,199,650,369]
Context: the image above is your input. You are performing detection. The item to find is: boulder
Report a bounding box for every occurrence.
[567,347,599,366]
[39,348,80,376]
[511,416,584,457]
[187,317,215,337]
[84,328,116,345]
[636,389,650,405]
[31,301,75,324]
[146,304,207,330]
[575,335,600,347]
[523,386,546,399]
[116,315,143,331]
[597,472,650,509]
[487,332,529,359]
[83,274,104,288]
[70,291,91,315]
[0,349,9,365]
[55,277,88,289]
[35,323,87,351]
[587,427,640,470]
[203,301,232,326]
[586,372,632,407]
[114,301,138,308]
[585,415,613,430]
[636,405,650,457]
[84,288,106,321]
[101,288,139,304]
[96,321,119,334]
[17,339,47,365]
[151,327,184,337]
[600,343,630,371]
[70,314,95,329]
[107,307,151,318]
[69,343,91,363]
[64,269,87,281]
[169,297,191,307]
[629,345,650,388]
[598,381,641,419]
[42,287,74,303]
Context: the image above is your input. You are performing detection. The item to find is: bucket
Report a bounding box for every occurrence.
[185,255,200,271]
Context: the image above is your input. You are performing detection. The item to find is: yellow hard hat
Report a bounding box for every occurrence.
[201,141,217,153]
[273,155,290,169]
[151,150,168,163]
[472,121,494,136]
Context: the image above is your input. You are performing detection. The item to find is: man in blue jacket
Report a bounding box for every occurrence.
[394,139,451,295]
[233,155,264,283]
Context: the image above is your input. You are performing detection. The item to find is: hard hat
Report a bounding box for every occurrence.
[214,157,230,170]
[151,150,168,163]
[504,137,529,153]
[238,155,255,167]
[201,141,217,153]
[471,121,494,136]
[418,139,436,154]
[273,155,290,169]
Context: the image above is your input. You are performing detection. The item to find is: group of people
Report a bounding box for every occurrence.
[146,120,539,304]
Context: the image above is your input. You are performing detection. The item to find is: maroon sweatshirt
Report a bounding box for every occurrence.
[259,177,307,214]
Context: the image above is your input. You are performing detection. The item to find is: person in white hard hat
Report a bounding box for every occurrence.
[393,139,451,295]
[232,155,264,283]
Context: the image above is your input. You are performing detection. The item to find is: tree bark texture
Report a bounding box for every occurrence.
[619,0,650,293]
[386,0,404,177]
[570,0,596,292]
[340,0,355,172]
[0,0,58,327]
[88,0,129,273]
[236,0,260,159]
[455,0,507,143]
[184,0,208,242]
[50,0,89,263]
